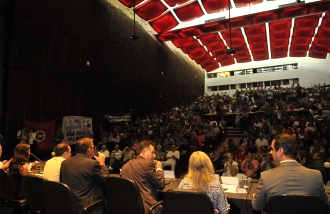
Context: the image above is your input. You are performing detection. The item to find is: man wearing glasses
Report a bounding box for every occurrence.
[60,137,109,214]
[121,140,165,214]
[252,134,329,211]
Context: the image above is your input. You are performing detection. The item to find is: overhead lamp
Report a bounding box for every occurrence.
[226,0,235,55]
[130,0,138,41]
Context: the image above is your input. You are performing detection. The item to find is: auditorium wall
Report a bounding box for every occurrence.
[2,0,205,143]
[205,57,330,95]
[1,0,204,132]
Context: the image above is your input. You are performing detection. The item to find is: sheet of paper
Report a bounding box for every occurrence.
[221,184,237,193]
[164,170,175,179]
[236,187,247,193]
[221,176,240,186]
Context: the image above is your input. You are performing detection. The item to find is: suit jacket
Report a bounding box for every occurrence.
[105,157,121,174]
[60,153,110,213]
[121,156,165,214]
[252,161,329,211]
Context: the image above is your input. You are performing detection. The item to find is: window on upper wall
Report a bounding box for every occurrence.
[253,82,258,87]
[210,86,218,91]
[230,84,236,89]
[265,81,270,87]
[294,78,299,84]
[282,79,289,85]
[219,85,229,91]
[240,83,246,89]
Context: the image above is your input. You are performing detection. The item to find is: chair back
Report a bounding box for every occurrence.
[43,180,79,214]
[0,169,18,200]
[266,195,329,214]
[163,189,215,214]
[105,177,144,214]
[22,175,47,211]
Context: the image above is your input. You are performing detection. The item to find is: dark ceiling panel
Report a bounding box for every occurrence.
[253,54,269,61]
[206,42,226,52]
[252,49,269,56]
[271,52,287,59]
[313,37,330,46]
[271,46,288,53]
[269,20,291,31]
[247,34,267,44]
[174,1,204,22]
[308,51,327,59]
[236,57,252,63]
[221,28,243,39]
[181,40,202,53]
[252,11,279,24]
[200,22,226,34]
[292,28,316,37]
[179,27,203,37]
[163,0,190,7]
[220,59,235,67]
[205,63,220,72]
[291,37,312,45]
[135,0,167,20]
[244,24,266,34]
[280,6,309,19]
[149,12,179,33]
[198,33,221,45]
[158,31,181,42]
[216,54,234,62]
[201,0,229,14]
[195,54,212,64]
[269,30,290,40]
[310,43,330,52]
[201,59,217,68]
[211,49,227,57]
[249,42,268,50]
[188,47,207,59]
[290,51,307,57]
[290,44,310,52]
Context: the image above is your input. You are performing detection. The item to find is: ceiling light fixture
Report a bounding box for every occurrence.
[130,0,138,40]
[226,0,236,55]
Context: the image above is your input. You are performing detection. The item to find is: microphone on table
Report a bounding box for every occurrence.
[30,152,45,164]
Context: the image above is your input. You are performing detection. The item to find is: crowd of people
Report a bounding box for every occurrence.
[1,83,329,214]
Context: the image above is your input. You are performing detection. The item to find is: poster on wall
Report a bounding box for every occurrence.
[107,113,131,123]
[24,120,55,151]
[62,116,92,145]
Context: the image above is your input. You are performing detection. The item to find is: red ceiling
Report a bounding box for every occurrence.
[118,0,330,72]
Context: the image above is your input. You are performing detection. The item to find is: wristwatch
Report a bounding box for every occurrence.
[156,168,163,172]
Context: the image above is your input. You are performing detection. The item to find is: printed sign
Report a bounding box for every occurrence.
[62,116,92,145]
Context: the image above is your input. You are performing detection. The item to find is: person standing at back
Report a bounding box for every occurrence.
[252,134,330,211]
[121,140,165,214]
[60,138,109,214]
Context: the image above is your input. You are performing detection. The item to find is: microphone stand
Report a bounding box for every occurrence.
[30,152,45,164]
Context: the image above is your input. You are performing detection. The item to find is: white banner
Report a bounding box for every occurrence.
[62,116,92,145]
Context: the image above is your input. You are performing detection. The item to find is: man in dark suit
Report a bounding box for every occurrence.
[239,131,251,146]
[106,151,121,174]
[121,140,165,214]
[252,134,330,211]
[60,138,109,213]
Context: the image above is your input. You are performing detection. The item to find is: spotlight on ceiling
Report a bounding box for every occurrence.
[226,47,236,55]
[130,35,139,40]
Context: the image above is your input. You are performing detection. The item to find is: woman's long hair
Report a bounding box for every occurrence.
[9,144,30,175]
[185,151,215,192]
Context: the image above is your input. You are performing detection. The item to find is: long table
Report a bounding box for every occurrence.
[160,178,258,214]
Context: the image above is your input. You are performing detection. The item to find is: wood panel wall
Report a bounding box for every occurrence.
[3,0,204,144]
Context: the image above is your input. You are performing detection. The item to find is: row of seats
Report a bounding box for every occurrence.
[1,169,328,214]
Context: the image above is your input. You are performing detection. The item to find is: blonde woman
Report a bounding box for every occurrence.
[178,151,230,214]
